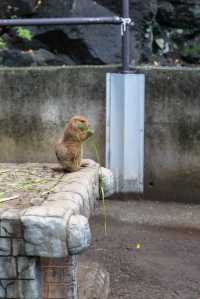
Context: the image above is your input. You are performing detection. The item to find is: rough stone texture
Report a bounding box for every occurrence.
[17,257,37,279]
[22,214,69,257]
[0,66,107,164]
[0,238,11,256]
[67,215,91,255]
[18,279,41,299]
[0,0,38,19]
[0,1,200,65]
[153,0,200,64]
[78,261,110,299]
[100,167,115,198]
[0,257,17,279]
[0,160,113,299]
[0,49,74,67]
[20,160,99,257]
[0,0,157,65]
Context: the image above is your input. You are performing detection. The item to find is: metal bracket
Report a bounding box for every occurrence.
[120,17,133,36]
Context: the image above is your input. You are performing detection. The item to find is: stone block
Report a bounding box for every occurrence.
[2,280,18,298]
[0,219,22,238]
[12,239,25,256]
[0,282,5,298]
[17,257,37,279]
[23,206,66,218]
[18,279,41,299]
[67,215,91,255]
[42,199,81,215]
[100,167,115,198]
[0,238,11,256]
[22,215,68,257]
[0,257,17,279]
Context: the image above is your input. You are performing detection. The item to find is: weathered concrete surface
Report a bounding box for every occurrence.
[97,200,200,231]
[144,67,200,202]
[0,66,108,163]
[0,66,200,202]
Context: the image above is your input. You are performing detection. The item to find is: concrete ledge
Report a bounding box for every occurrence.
[19,160,100,257]
[98,200,200,231]
[0,160,114,299]
[0,160,114,258]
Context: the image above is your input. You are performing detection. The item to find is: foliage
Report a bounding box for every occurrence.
[0,37,7,49]
[183,43,200,56]
[16,27,32,41]
[90,139,107,235]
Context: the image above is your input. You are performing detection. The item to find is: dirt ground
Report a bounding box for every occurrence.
[81,214,200,299]
[0,163,63,209]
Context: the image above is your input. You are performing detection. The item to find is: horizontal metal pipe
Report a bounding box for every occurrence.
[0,16,122,27]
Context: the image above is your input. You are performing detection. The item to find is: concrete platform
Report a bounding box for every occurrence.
[96,199,200,231]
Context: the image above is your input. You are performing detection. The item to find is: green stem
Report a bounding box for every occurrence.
[90,138,107,235]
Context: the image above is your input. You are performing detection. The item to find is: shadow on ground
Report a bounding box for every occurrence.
[80,211,200,299]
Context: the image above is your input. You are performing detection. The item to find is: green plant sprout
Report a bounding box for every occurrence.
[77,123,107,235]
[0,37,7,49]
[90,138,107,236]
[16,27,32,41]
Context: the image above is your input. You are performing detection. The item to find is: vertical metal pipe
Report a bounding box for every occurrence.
[122,0,130,73]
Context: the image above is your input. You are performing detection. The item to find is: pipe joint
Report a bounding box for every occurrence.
[120,17,133,36]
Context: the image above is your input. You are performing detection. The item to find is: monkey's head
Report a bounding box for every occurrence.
[64,115,94,142]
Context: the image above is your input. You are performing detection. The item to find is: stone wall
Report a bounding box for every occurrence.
[0,216,41,298]
[0,161,101,299]
[0,66,200,203]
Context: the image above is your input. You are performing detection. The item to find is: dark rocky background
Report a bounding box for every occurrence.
[0,0,199,66]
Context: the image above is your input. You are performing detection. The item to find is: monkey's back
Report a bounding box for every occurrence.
[55,139,82,172]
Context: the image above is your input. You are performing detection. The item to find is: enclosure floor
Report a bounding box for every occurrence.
[80,207,200,299]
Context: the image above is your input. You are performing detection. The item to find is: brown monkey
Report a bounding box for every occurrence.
[55,116,93,172]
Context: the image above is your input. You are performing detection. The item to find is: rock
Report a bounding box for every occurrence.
[153,0,200,64]
[156,1,176,26]
[0,48,74,66]
[156,0,200,29]
[18,279,41,299]
[22,214,69,257]
[155,38,165,50]
[0,238,11,256]
[100,167,115,198]
[0,0,39,19]
[180,35,200,63]
[0,0,157,64]
[17,257,37,279]
[0,257,17,279]
[1,0,200,65]
[78,261,110,299]
[67,215,91,255]
[33,0,121,64]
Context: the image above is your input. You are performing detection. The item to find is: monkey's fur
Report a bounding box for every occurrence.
[55,116,93,172]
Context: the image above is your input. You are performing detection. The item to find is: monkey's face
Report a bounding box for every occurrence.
[65,116,94,141]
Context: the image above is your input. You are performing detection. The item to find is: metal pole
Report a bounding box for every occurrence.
[0,17,121,27]
[122,0,130,73]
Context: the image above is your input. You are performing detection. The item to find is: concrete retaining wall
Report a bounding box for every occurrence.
[0,66,200,202]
